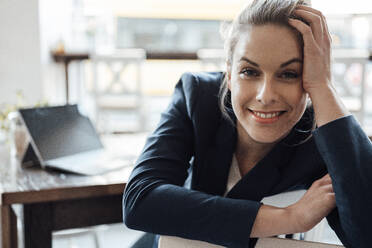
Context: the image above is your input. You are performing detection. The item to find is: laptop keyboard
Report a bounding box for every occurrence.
[46,149,136,175]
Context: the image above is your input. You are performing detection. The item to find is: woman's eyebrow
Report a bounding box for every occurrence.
[280,58,303,68]
[239,57,259,67]
[239,57,303,68]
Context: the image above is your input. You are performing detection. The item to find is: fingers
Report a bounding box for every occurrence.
[297,5,332,43]
[322,183,334,193]
[288,18,317,48]
[325,192,336,209]
[320,173,331,181]
[311,174,334,191]
[318,173,333,186]
[292,5,332,47]
[312,174,336,205]
[293,9,323,43]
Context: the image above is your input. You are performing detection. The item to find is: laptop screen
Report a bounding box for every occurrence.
[19,104,103,161]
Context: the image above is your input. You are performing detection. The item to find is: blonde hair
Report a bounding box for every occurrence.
[218,0,315,145]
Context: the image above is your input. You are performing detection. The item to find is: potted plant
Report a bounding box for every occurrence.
[0,91,48,158]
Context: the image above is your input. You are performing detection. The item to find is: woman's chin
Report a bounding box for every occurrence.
[248,132,287,144]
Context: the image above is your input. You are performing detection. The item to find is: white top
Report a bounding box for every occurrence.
[223,154,242,196]
[158,154,241,248]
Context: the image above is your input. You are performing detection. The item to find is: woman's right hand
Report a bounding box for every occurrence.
[287,173,336,233]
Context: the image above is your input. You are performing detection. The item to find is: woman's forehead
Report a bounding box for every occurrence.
[233,24,303,65]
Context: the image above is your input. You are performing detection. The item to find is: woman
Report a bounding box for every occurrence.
[123,0,372,247]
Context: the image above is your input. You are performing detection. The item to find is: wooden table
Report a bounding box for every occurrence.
[0,133,147,248]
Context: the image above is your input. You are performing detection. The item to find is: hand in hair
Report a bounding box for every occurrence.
[288,5,332,94]
[287,5,350,127]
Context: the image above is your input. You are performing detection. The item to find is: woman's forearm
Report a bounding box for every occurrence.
[309,84,350,128]
[250,205,299,238]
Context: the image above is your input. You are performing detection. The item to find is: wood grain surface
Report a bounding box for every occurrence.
[0,133,148,205]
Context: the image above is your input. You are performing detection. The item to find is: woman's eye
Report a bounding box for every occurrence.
[241,69,259,77]
[280,71,299,79]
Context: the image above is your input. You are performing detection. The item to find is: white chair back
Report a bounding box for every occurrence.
[91,48,146,133]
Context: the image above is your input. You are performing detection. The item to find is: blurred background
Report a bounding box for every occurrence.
[0,0,371,247]
[1,0,372,135]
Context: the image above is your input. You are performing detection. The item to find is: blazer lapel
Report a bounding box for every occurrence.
[197,117,236,196]
[197,115,296,201]
[226,144,286,201]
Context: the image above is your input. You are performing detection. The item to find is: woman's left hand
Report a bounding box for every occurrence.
[288,5,349,127]
[288,5,332,95]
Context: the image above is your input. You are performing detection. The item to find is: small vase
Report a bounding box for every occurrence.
[0,130,9,157]
[7,111,28,159]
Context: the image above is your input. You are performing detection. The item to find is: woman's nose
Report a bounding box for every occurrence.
[255,78,279,105]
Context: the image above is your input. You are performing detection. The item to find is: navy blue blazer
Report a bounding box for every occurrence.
[123,72,372,248]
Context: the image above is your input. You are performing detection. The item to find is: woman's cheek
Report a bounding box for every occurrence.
[231,92,245,119]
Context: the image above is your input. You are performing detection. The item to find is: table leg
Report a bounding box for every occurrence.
[24,203,53,248]
[1,205,18,248]
[22,194,122,248]
[64,61,70,104]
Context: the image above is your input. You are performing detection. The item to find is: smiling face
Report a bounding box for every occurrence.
[227,24,307,144]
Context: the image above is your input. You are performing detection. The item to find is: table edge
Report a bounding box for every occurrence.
[1,183,126,205]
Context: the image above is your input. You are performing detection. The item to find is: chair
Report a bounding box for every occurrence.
[256,237,344,248]
[53,227,103,248]
[158,236,344,248]
[91,49,146,133]
[6,205,105,248]
[261,190,335,243]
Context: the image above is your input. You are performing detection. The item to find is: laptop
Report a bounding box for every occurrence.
[19,104,136,175]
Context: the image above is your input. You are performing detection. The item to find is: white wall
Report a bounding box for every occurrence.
[0,0,77,108]
[0,0,43,106]
[38,0,75,105]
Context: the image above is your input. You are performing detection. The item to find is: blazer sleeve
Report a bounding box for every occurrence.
[123,73,261,248]
[312,115,372,248]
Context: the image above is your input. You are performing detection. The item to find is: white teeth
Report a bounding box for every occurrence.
[253,111,281,119]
